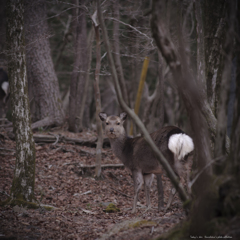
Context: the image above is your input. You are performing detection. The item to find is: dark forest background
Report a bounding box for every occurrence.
[0,0,240,239]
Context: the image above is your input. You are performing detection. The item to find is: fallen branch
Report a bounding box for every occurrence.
[0,152,15,156]
[0,123,13,128]
[79,190,92,196]
[78,148,95,156]
[33,134,98,147]
[48,133,60,145]
[0,190,10,197]
[0,147,15,152]
[6,131,110,148]
[63,163,124,169]
[0,145,15,156]
[108,186,133,199]
[33,134,57,143]
[65,136,97,146]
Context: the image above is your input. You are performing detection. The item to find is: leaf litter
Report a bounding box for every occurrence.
[0,129,186,240]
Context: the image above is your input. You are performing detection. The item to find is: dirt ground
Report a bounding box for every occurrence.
[0,129,186,240]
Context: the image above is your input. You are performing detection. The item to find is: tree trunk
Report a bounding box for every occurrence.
[194,0,206,91]
[0,1,8,120]
[230,5,240,177]
[203,0,228,116]
[92,10,103,178]
[6,0,36,202]
[129,7,140,107]
[24,0,64,129]
[0,0,6,65]
[68,0,88,132]
[78,27,94,130]
[112,1,129,107]
[214,2,234,160]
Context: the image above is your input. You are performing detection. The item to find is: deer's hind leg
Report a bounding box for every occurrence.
[143,173,154,209]
[132,171,144,213]
[156,174,164,211]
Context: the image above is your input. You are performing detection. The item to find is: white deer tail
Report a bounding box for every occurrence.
[168,133,194,161]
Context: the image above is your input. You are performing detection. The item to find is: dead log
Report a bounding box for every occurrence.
[33,134,98,147]
[33,134,57,143]
[64,136,98,147]
[66,163,125,176]
[63,163,124,169]
[7,132,110,148]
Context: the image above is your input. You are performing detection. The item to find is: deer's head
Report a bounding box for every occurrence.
[99,112,127,139]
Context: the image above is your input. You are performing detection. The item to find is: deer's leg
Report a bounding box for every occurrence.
[156,174,164,211]
[132,171,144,213]
[166,187,176,211]
[143,173,154,209]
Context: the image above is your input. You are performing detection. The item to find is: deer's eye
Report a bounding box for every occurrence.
[106,122,109,125]
[117,122,120,125]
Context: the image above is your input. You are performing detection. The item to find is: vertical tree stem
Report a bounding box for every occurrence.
[93,22,103,177]
[7,0,36,202]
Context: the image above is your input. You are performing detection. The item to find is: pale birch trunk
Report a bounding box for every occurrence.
[7,0,36,202]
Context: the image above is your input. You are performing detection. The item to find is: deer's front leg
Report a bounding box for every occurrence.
[132,171,144,213]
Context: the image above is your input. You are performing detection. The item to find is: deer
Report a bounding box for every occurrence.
[99,112,194,213]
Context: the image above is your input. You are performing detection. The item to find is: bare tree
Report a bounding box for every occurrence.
[112,0,129,107]
[92,11,103,177]
[68,0,88,132]
[214,1,234,159]
[6,0,36,203]
[195,0,229,154]
[24,0,64,130]
[78,27,94,130]
[0,0,7,65]
[203,0,228,116]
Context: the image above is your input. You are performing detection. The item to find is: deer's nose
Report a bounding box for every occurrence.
[110,128,114,133]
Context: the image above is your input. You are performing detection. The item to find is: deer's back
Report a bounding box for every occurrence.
[130,126,184,174]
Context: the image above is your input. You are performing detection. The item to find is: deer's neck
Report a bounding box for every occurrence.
[109,132,132,167]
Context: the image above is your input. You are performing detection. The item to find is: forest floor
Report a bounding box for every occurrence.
[0,128,187,240]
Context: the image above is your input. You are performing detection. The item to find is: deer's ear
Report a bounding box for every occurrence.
[99,112,108,121]
[120,112,127,122]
